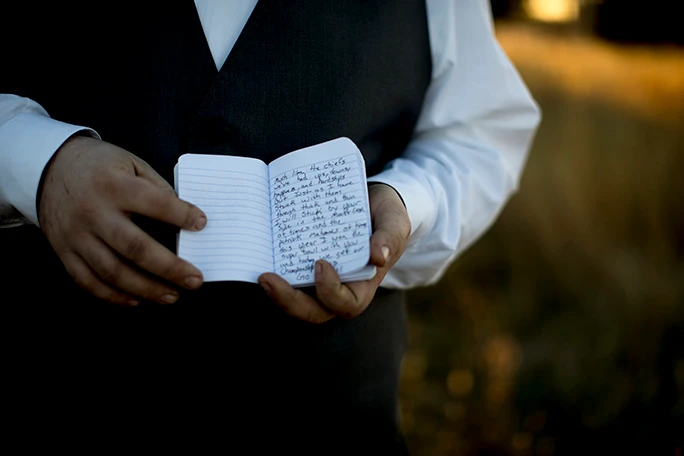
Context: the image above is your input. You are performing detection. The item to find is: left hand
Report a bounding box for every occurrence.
[258,183,410,324]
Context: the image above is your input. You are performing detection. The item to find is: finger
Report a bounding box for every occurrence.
[80,237,180,304]
[369,203,410,268]
[313,260,370,319]
[113,174,207,232]
[61,252,140,307]
[258,273,334,324]
[369,233,393,268]
[97,213,204,290]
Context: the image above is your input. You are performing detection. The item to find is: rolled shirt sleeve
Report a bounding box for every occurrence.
[368,0,541,289]
[0,94,99,227]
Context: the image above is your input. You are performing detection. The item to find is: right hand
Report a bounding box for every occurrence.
[38,135,207,306]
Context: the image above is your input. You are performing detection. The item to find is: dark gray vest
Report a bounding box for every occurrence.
[1,1,431,451]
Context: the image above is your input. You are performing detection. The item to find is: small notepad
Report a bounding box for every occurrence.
[174,137,376,286]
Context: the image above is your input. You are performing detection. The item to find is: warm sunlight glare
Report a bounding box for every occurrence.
[524,0,580,22]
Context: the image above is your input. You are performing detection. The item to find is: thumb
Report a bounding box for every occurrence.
[368,184,411,268]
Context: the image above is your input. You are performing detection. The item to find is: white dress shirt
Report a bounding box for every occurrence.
[0,0,540,289]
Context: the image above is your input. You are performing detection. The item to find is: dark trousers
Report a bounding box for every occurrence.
[3,226,409,454]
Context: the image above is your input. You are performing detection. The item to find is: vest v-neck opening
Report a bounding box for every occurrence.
[194,0,260,71]
[190,0,271,121]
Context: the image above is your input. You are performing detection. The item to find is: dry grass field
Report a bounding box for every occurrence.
[401,22,684,455]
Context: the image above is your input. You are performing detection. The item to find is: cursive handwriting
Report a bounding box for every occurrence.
[271,153,370,283]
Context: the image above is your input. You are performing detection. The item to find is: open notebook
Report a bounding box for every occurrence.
[174,137,376,286]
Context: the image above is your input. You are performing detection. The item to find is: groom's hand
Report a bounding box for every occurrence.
[39,135,207,306]
[258,183,410,323]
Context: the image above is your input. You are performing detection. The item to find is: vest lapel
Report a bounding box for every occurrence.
[187,0,272,157]
[187,1,221,79]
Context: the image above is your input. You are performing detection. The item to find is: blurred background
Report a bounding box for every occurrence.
[401,1,683,454]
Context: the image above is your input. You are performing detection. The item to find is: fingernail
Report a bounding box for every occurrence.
[381,246,390,262]
[259,280,272,295]
[159,293,178,304]
[315,261,323,276]
[127,299,140,307]
[185,276,203,289]
[194,216,207,231]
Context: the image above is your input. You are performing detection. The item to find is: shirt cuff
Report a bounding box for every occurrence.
[0,112,99,226]
[367,167,436,242]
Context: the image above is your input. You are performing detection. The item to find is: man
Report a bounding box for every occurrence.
[0,1,539,453]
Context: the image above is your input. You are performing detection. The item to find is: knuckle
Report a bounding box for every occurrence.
[127,180,154,207]
[340,309,358,320]
[341,295,358,311]
[159,258,186,282]
[143,282,165,300]
[288,288,305,304]
[327,299,355,319]
[101,289,125,304]
[110,174,145,205]
[124,235,147,259]
[72,271,94,291]
[74,199,99,222]
[307,309,330,325]
[269,289,288,308]
[148,186,174,210]
[392,238,404,256]
[344,298,368,319]
[388,231,405,253]
[400,222,410,242]
[315,286,334,304]
[182,203,199,227]
[93,170,121,196]
[98,261,122,285]
[401,225,411,243]
[69,267,121,304]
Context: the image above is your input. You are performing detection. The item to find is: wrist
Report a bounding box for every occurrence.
[368,182,406,208]
[37,132,99,224]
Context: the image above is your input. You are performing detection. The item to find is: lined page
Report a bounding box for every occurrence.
[176,154,273,283]
[269,138,374,286]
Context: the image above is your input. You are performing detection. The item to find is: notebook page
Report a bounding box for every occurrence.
[176,154,273,283]
[269,138,373,286]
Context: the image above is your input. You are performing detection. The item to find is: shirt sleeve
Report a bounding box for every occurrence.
[367,0,541,289]
[0,94,99,227]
